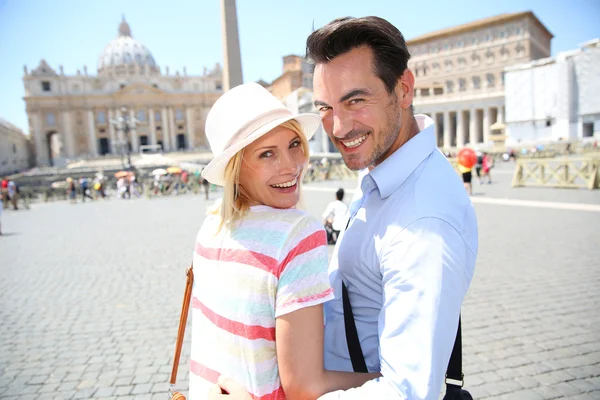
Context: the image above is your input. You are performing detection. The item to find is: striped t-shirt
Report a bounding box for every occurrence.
[188,205,334,400]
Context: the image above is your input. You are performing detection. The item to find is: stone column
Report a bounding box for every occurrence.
[32,112,48,166]
[129,109,139,153]
[221,0,243,91]
[61,111,76,158]
[456,110,465,148]
[469,108,477,145]
[434,113,442,146]
[169,108,177,150]
[87,110,98,156]
[483,107,491,145]
[161,107,171,151]
[115,109,124,143]
[108,109,117,154]
[148,107,157,146]
[185,107,195,150]
[443,111,451,149]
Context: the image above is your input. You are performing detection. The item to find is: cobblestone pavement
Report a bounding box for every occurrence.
[1,172,599,399]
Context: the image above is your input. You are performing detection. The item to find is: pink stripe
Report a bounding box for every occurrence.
[252,386,286,400]
[279,288,334,310]
[193,297,276,341]
[277,230,326,278]
[190,361,285,399]
[195,243,279,276]
[190,360,220,383]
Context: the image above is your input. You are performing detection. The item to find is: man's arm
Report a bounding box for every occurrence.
[320,217,476,399]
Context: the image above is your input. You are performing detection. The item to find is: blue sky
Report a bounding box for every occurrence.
[0,0,598,132]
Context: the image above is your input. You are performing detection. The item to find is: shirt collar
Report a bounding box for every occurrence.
[369,114,436,199]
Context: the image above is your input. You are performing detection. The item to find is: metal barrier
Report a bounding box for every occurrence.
[511,157,600,190]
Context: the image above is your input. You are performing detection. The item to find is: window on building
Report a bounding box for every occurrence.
[46,112,55,126]
[486,50,495,64]
[486,73,495,88]
[42,81,51,92]
[137,110,146,121]
[501,47,509,60]
[155,111,161,122]
[472,76,481,90]
[432,63,440,73]
[458,78,466,92]
[471,53,480,67]
[545,118,552,127]
[458,57,466,69]
[12,144,17,153]
[97,111,106,124]
[446,80,454,93]
[516,27,522,36]
[216,82,223,91]
[444,60,453,71]
[457,41,464,48]
[500,31,506,39]
[516,43,525,58]
[444,44,449,51]
[175,109,184,121]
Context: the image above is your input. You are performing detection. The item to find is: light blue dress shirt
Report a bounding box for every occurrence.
[321,115,478,399]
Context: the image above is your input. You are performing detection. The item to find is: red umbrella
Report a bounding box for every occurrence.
[457,148,477,168]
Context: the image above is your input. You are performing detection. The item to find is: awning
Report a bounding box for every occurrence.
[490,121,506,131]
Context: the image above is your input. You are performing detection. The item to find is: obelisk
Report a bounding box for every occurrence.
[221,0,243,91]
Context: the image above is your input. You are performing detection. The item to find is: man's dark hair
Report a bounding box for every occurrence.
[336,188,344,201]
[306,16,411,94]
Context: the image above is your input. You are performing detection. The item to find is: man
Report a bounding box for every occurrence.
[322,188,349,244]
[212,16,477,399]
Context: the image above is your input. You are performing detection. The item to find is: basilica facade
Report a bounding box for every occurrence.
[23,17,223,167]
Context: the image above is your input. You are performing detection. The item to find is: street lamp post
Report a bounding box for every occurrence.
[110,106,138,168]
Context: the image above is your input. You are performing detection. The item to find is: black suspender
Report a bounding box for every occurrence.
[341,281,465,390]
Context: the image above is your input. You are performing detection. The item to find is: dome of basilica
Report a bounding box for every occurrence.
[97,17,158,74]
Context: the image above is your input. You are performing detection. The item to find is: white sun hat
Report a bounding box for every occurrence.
[201,82,322,186]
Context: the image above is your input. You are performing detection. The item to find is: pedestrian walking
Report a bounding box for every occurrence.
[80,177,94,202]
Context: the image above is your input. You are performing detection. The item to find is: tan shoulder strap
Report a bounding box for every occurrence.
[170,264,194,385]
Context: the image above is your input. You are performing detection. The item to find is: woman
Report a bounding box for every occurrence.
[482,152,493,184]
[458,163,473,196]
[189,83,378,400]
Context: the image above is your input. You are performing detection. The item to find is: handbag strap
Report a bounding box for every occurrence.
[169,264,194,386]
[342,280,464,389]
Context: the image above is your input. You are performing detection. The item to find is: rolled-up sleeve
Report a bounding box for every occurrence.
[319,217,476,399]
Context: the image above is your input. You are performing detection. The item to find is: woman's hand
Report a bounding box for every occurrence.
[207,376,253,400]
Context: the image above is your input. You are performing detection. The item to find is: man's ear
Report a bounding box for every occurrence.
[395,69,415,110]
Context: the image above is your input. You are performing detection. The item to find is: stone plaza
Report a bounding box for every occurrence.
[1,162,599,399]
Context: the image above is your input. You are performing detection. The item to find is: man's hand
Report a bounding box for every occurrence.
[207,376,253,400]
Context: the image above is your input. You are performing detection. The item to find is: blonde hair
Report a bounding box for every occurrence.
[211,119,310,233]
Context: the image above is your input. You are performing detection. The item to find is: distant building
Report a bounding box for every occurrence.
[407,11,553,148]
[266,55,333,153]
[0,118,31,176]
[23,17,223,167]
[504,39,600,145]
[267,55,313,99]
